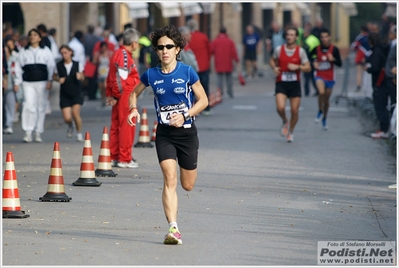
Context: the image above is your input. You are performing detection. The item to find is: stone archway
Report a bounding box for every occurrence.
[2,3,24,33]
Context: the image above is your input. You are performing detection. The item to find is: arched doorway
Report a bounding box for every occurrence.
[2,3,24,34]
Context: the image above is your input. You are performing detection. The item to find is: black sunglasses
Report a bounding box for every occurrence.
[156,44,176,50]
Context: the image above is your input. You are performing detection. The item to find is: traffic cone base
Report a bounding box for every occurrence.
[3,152,30,218]
[95,169,116,177]
[134,108,154,148]
[40,142,72,202]
[40,193,71,202]
[73,178,102,186]
[73,132,102,186]
[3,210,30,218]
[95,127,117,177]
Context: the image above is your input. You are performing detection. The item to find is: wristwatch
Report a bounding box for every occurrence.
[183,112,191,121]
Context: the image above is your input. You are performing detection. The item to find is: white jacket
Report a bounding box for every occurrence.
[14,45,55,86]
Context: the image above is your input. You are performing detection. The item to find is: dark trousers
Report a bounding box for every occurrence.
[373,78,397,132]
[198,70,210,111]
[85,77,98,100]
[303,69,317,96]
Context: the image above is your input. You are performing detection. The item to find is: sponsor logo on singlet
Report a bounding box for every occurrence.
[160,103,187,112]
[174,87,185,94]
[156,88,166,94]
[154,79,164,85]
[172,78,185,84]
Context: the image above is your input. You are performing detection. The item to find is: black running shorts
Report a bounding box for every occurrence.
[155,123,199,170]
[275,81,302,98]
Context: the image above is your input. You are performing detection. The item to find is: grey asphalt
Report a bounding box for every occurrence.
[2,60,397,267]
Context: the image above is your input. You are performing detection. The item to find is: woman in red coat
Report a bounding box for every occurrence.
[211,27,239,98]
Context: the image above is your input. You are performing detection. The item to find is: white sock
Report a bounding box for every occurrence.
[169,222,178,230]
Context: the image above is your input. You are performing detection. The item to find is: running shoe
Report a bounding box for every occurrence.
[67,124,74,138]
[280,122,289,137]
[314,111,323,124]
[34,133,42,143]
[322,118,328,130]
[111,160,118,167]
[3,127,13,134]
[117,160,139,168]
[76,133,84,142]
[370,130,390,139]
[286,132,294,143]
[23,132,32,143]
[164,226,182,245]
[13,112,20,123]
[201,110,212,116]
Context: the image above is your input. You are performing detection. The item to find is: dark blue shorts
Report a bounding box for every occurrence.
[315,77,336,89]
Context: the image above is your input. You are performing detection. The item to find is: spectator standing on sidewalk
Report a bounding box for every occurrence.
[302,22,320,97]
[311,18,324,41]
[14,28,55,143]
[36,23,52,49]
[178,26,199,72]
[187,19,212,116]
[370,25,397,139]
[351,25,370,92]
[269,26,311,143]
[83,25,101,100]
[265,21,285,57]
[54,44,85,142]
[211,27,239,98]
[48,28,61,63]
[310,28,342,130]
[3,35,18,134]
[106,28,141,168]
[243,24,261,79]
[37,24,53,115]
[127,24,208,245]
[93,41,113,107]
[68,31,86,71]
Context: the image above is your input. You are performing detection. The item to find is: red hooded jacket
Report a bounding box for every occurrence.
[211,33,239,73]
[189,30,211,72]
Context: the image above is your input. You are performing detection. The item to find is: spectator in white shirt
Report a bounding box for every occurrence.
[48,28,62,63]
[68,31,86,68]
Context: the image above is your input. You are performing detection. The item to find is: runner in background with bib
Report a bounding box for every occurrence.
[310,28,342,130]
[270,26,311,143]
[127,25,208,245]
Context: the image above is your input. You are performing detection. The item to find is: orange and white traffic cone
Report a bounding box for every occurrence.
[95,126,117,177]
[151,121,158,142]
[73,132,102,186]
[40,142,72,202]
[134,108,154,148]
[3,152,30,218]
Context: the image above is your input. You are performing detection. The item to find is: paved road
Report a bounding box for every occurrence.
[2,62,396,267]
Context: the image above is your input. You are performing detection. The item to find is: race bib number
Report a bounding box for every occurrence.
[281,72,297,81]
[160,102,188,125]
[318,62,331,71]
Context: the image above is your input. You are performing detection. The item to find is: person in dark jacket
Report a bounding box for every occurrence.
[365,32,389,90]
[54,44,85,142]
[369,25,397,139]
